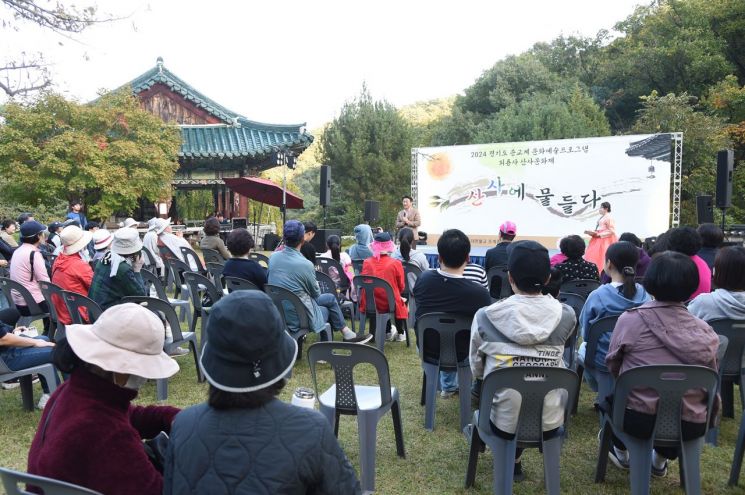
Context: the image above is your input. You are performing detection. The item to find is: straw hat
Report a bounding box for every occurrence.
[59,225,93,255]
[65,303,179,379]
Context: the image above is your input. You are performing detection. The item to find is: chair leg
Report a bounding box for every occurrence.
[318,404,336,432]
[422,363,439,431]
[190,339,203,382]
[722,380,735,418]
[465,419,482,488]
[728,413,745,486]
[457,366,473,431]
[542,436,562,495]
[625,436,654,495]
[38,367,58,395]
[595,421,612,483]
[391,400,405,458]
[572,365,584,415]
[492,436,517,495]
[375,314,388,353]
[19,375,34,412]
[156,378,168,401]
[420,369,426,406]
[357,411,379,493]
[199,313,207,355]
[679,437,704,495]
[705,425,719,446]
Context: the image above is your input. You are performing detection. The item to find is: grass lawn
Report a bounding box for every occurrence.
[1,317,744,494]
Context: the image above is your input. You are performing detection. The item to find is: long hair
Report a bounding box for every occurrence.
[326,235,341,262]
[398,227,415,262]
[605,241,639,299]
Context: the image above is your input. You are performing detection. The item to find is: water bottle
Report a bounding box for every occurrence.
[291,387,316,409]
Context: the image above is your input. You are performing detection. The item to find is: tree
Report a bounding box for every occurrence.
[632,91,732,225]
[0,0,116,97]
[0,90,182,219]
[319,86,412,232]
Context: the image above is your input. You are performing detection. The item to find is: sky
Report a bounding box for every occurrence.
[2,0,646,129]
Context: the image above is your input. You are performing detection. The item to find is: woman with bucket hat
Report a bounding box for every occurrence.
[51,225,94,326]
[88,228,146,310]
[163,291,361,494]
[27,303,180,495]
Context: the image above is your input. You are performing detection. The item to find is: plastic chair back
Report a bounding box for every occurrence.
[416,312,472,368]
[122,295,186,341]
[707,319,745,379]
[315,257,350,292]
[351,259,364,276]
[308,341,392,414]
[38,280,64,337]
[139,268,168,301]
[583,315,619,371]
[264,283,313,333]
[0,277,46,315]
[0,466,102,495]
[315,270,339,298]
[557,292,585,321]
[559,279,600,299]
[61,291,102,324]
[610,365,718,444]
[353,275,396,316]
[201,248,225,265]
[182,272,222,312]
[141,246,158,273]
[206,262,225,290]
[180,246,206,274]
[486,265,512,300]
[224,276,260,292]
[478,366,578,444]
[401,261,422,297]
[248,252,269,269]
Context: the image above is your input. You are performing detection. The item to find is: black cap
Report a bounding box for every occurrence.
[507,240,550,290]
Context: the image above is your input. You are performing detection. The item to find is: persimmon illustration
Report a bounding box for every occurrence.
[426,153,452,180]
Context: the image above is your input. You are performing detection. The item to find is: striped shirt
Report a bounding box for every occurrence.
[463,263,488,288]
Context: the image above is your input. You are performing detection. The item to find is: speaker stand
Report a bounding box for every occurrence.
[721,207,727,231]
[323,205,327,230]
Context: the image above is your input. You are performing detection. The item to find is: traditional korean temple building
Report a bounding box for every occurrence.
[119,57,313,219]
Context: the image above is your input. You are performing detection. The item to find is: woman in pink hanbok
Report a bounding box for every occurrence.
[584,201,618,274]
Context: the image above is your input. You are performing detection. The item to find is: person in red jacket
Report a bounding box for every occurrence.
[360,231,409,342]
[51,225,94,325]
[27,303,180,495]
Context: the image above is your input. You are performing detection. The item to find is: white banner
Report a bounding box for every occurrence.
[414,134,672,245]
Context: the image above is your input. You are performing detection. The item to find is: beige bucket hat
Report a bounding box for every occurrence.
[60,225,93,255]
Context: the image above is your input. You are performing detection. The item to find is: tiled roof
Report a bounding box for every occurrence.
[120,57,312,160]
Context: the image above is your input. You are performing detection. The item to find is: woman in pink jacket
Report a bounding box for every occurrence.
[605,251,719,476]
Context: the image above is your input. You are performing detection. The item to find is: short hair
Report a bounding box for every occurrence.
[226,228,254,256]
[618,232,642,248]
[1,219,13,231]
[85,221,99,231]
[668,226,702,256]
[542,267,564,298]
[402,195,413,202]
[559,235,585,259]
[601,201,611,212]
[21,233,43,244]
[17,213,32,225]
[437,229,470,268]
[499,232,515,241]
[642,251,699,302]
[698,223,724,248]
[713,246,745,291]
[203,217,221,236]
[302,221,317,234]
[208,380,286,410]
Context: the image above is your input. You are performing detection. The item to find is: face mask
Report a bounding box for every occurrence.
[122,375,147,391]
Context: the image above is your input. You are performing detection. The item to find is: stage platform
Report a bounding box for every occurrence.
[417,244,559,269]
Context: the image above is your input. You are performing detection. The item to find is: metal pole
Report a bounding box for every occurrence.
[282,163,287,226]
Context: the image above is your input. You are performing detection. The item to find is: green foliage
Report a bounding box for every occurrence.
[319,85,412,232]
[0,90,182,221]
[175,190,213,221]
[0,197,67,225]
[398,97,455,147]
[632,91,731,224]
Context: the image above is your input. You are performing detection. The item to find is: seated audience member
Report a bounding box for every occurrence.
[0,307,57,409]
[142,219,165,277]
[268,220,371,343]
[393,227,429,273]
[542,267,564,298]
[163,291,361,494]
[555,235,600,282]
[1,218,19,248]
[85,221,100,259]
[9,221,51,334]
[27,304,180,495]
[605,251,719,475]
[155,218,196,270]
[89,228,146,310]
[697,223,724,270]
[91,229,113,265]
[464,262,488,288]
[348,224,374,261]
[668,227,711,299]
[46,222,62,251]
[689,246,745,320]
[577,241,650,393]
[412,229,491,398]
[484,221,516,271]
[51,226,94,325]
[118,218,138,229]
[360,232,408,342]
[299,221,318,263]
[200,217,230,261]
[601,232,651,283]
[222,228,267,290]
[319,234,355,288]
[17,212,34,226]
[470,240,576,480]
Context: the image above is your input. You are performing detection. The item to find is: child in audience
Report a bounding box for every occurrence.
[688,246,745,321]
[605,251,720,475]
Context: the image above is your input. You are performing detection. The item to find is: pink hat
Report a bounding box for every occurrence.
[371,231,395,259]
[500,221,517,236]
